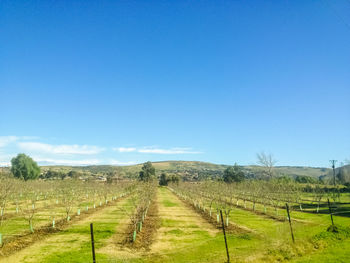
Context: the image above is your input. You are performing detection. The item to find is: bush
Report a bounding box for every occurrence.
[11,153,40,181]
[223,164,245,183]
[159,173,168,186]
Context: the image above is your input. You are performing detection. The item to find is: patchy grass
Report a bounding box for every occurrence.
[162,200,177,207]
[1,197,132,263]
[2,187,350,263]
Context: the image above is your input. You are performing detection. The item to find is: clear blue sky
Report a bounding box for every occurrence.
[1,0,349,167]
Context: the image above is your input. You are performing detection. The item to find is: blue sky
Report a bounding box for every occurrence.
[0,0,349,167]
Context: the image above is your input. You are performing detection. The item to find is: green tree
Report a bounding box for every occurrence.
[159,173,168,186]
[11,154,40,181]
[223,164,245,183]
[170,174,180,184]
[139,161,155,181]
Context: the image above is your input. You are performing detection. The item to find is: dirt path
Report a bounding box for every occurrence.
[1,197,132,263]
[148,187,219,255]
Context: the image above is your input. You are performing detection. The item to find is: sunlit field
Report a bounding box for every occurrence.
[0,174,349,263]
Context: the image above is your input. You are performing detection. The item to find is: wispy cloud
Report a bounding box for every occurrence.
[0,153,14,167]
[114,146,202,154]
[18,142,105,155]
[138,147,201,154]
[33,157,101,166]
[0,136,40,148]
[0,136,19,147]
[113,147,137,153]
[109,160,139,166]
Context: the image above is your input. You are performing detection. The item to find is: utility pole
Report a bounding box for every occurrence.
[330,160,337,186]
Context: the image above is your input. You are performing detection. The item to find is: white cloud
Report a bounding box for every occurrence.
[113,147,137,153]
[137,147,202,154]
[0,153,15,167]
[18,142,105,155]
[33,157,101,166]
[0,136,19,147]
[114,146,202,154]
[109,160,139,166]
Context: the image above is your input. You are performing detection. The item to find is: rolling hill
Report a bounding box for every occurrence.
[28,161,331,181]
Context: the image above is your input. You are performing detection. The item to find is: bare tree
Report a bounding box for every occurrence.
[257,152,277,178]
[0,177,13,226]
[313,184,325,213]
[59,182,75,222]
[118,181,155,242]
[19,185,37,233]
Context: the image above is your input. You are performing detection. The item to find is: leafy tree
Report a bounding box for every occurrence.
[169,174,180,184]
[11,154,40,181]
[139,161,155,181]
[223,164,245,183]
[42,169,66,180]
[159,173,168,186]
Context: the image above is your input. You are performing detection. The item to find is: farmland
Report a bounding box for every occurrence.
[2,0,349,261]
[0,171,349,263]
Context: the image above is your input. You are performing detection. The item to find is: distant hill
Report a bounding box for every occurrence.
[262,165,329,178]
[31,161,331,181]
[38,161,229,180]
[320,164,350,183]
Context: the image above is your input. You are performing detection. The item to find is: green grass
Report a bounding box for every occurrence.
[3,197,134,263]
[162,200,177,207]
[166,229,185,235]
[2,187,350,263]
[40,220,116,263]
[137,188,350,263]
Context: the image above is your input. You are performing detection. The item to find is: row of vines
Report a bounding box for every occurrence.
[169,180,345,227]
[0,177,135,247]
[122,181,157,243]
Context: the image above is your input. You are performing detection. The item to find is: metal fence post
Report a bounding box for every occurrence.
[220,210,230,263]
[90,223,96,263]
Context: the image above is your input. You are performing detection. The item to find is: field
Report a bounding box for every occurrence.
[0,178,349,263]
[2,0,349,261]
